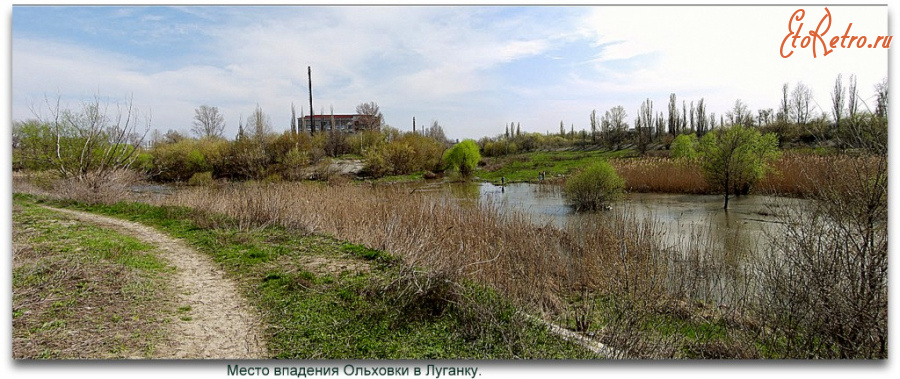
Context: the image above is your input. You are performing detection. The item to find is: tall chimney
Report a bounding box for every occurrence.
[308,66,315,135]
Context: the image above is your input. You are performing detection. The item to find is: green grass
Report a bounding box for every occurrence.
[15,193,598,359]
[556,294,755,358]
[11,198,172,359]
[477,148,636,183]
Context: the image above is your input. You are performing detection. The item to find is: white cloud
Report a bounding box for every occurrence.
[10,5,890,140]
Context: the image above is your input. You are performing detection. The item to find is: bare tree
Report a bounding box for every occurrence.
[291,102,297,135]
[668,93,679,135]
[874,77,888,119]
[791,82,814,124]
[831,74,845,135]
[27,94,150,184]
[191,105,225,139]
[757,108,774,126]
[425,120,449,144]
[847,74,859,119]
[689,101,696,133]
[604,105,628,133]
[696,98,708,134]
[603,105,628,148]
[246,104,272,139]
[778,83,792,123]
[637,98,654,153]
[727,99,753,126]
[355,101,384,131]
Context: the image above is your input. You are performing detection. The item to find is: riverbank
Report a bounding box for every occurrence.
[12,157,885,358]
[473,148,855,198]
[12,193,598,359]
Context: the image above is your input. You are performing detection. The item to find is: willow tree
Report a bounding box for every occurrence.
[697,124,780,209]
[443,139,481,177]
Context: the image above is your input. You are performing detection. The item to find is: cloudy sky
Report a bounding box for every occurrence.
[10,3,889,141]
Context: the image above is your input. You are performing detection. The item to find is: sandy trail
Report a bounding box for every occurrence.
[44,206,267,359]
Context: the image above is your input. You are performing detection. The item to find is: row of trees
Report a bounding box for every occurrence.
[478,75,887,156]
[13,98,469,183]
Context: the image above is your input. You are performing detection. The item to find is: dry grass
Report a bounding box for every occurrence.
[613,153,869,198]
[154,179,783,358]
[12,203,171,359]
[12,169,143,205]
[757,152,882,197]
[157,183,672,332]
[612,157,709,194]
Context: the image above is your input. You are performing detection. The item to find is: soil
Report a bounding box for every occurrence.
[44,206,267,359]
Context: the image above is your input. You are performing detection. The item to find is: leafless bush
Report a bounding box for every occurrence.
[756,115,887,358]
[756,162,887,358]
[51,169,144,205]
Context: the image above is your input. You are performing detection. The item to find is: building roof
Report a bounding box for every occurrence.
[301,114,358,120]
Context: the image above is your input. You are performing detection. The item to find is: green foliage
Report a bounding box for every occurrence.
[151,138,228,182]
[346,130,386,156]
[563,160,624,211]
[362,132,445,178]
[443,139,481,177]
[697,124,780,209]
[478,149,633,183]
[13,117,142,178]
[187,171,214,186]
[671,133,699,161]
[227,137,269,180]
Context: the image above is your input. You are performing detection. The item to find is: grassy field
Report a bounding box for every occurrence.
[13,194,597,359]
[12,199,173,359]
[476,148,636,184]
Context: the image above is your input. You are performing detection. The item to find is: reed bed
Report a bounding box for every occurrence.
[757,152,881,196]
[157,182,673,316]
[611,157,709,194]
[154,181,776,357]
[613,153,869,198]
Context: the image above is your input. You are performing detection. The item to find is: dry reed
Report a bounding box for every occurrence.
[614,153,869,198]
[612,157,709,194]
[157,183,672,317]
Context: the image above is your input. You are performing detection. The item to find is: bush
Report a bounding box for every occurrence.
[362,132,445,178]
[563,160,624,211]
[670,133,699,161]
[443,140,481,177]
[187,171,214,186]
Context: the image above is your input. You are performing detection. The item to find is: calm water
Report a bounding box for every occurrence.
[406,181,802,303]
[143,180,802,303]
[408,181,792,252]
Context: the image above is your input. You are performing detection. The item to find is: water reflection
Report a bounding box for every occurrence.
[431,181,799,304]
[475,183,785,248]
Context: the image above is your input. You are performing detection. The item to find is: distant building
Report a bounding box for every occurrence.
[300,114,380,133]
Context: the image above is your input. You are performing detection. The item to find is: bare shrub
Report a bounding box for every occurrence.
[38,169,143,205]
[756,159,887,358]
[756,114,887,358]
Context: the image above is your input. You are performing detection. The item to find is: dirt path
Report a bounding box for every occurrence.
[44,206,266,359]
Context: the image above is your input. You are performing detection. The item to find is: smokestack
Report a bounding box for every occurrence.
[308,66,315,135]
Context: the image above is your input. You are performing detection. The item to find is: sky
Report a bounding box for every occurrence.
[9,3,890,141]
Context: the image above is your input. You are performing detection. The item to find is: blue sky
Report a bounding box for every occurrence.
[10,4,890,140]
